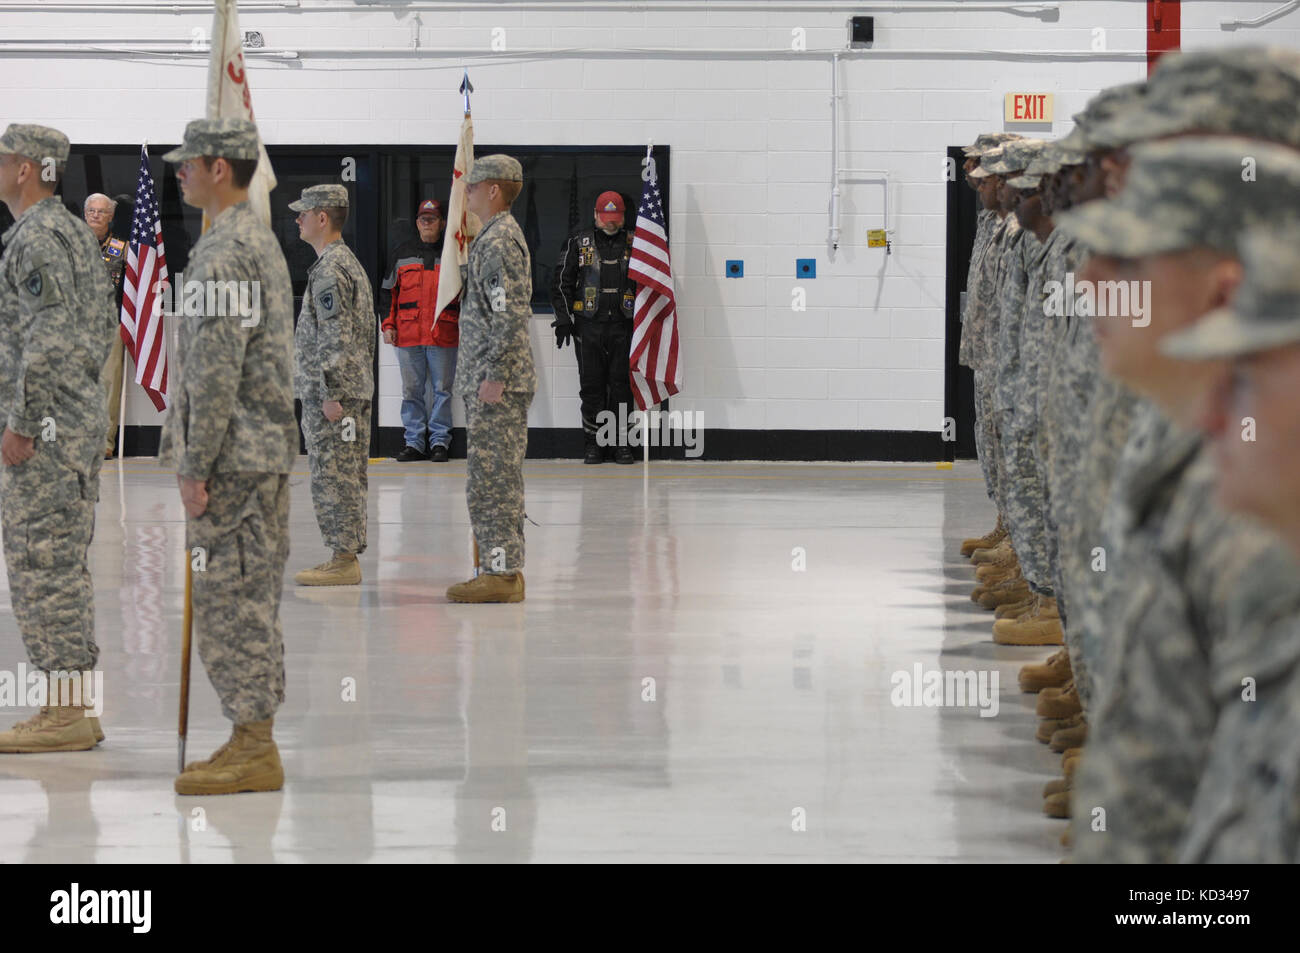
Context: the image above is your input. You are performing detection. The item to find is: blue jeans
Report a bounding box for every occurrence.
[396,345,457,451]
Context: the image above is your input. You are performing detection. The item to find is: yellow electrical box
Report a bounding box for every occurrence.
[867,229,887,248]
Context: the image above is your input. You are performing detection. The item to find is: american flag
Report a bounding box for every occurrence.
[121,145,169,411]
[627,168,682,411]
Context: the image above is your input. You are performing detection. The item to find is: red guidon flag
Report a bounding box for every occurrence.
[628,168,682,410]
[207,0,276,226]
[122,145,169,411]
[435,111,476,328]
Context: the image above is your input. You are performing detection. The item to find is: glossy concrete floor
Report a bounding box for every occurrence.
[0,458,1067,863]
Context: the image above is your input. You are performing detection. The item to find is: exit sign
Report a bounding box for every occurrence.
[1004,92,1054,123]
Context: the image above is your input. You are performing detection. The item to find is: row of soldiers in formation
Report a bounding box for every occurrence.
[0,117,537,795]
[956,45,1300,862]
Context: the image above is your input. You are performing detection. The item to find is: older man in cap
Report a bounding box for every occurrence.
[1163,226,1300,862]
[446,154,536,604]
[289,184,375,587]
[160,118,297,795]
[1056,137,1300,861]
[0,123,116,753]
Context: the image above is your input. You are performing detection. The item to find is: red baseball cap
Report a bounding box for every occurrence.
[594,191,625,224]
[416,199,444,219]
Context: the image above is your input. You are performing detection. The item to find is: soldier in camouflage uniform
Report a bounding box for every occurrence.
[0,124,116,753]
[446,154,537,604]
[984,140,1068,647]
[289,184,375,587]
[160,119,298,795]
[1057,134,1300,861]
[1163,226,1300,863]
[962,147,1013,551]
[958,133,1020,557]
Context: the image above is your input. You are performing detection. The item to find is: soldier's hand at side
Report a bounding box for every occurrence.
[323,400,344,422]
[478,379,505,404]
[0,429,35,467]
[382,328,396,346]
[178,476,208,518]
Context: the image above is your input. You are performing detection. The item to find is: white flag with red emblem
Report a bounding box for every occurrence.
[206,0,277,226]
[435,112,476,327]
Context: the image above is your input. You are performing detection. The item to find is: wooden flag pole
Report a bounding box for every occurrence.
[178,556,193,773]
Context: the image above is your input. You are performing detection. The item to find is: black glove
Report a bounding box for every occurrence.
[552,317,576,348]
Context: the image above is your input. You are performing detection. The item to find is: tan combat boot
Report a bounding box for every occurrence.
[971,538,1014,566]
[174,718,284,795]
[1036,714,1074,744]
[996,592,1037,620]
[1063,751,1083,783]
[0,675,100,753]
[1043,776,1071,797]
[975,552,1020,584]
[992,603,1065,646]
[1036,682,1081,719]
[446,571,525,604]
[1043,789,1071,818]
[1037,595,1061,619]
[294,552,361,587]
[960,517,1006,557]
[976,573,1030,609]
[1050,715,1088,753]
[1018,649,1071,693]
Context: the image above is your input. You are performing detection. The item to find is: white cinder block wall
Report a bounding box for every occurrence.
[0,1,1294,445]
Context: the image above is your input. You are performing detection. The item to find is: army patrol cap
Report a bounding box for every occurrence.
[1094,47,1300,151]
[982,138,1046,175]
[0,123,70,169]
[1057,82,1148,152]
[288,184,349,212]
[1055,136,1300,259]
[1006,172,1043,190]
[163,118,260,163]
[466,153,523,185]
[962,132,1023,158]
[968,144,1005,180]
[1163,225,1300,360]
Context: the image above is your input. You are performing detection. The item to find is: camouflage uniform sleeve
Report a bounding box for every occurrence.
[309,258,354,401]
[8,233,79,438]
[174,256,251,481]
[475,233,530,388]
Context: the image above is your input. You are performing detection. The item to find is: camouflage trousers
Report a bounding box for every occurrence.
[1067,382,1140,711]
[0,435,101,672]
[465,390,532,574]
[188,472,289,724]
[301,397,370,556]
[999,407,1050,593]
[972,369,1000,507]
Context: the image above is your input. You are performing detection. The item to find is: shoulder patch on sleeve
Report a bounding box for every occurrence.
[314,283,341,318]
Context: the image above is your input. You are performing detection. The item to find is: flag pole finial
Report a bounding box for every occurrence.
[460,69,474,116]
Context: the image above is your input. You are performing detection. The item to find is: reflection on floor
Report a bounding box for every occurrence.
[0,458,1063,862]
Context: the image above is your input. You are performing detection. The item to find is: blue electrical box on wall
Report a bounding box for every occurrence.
[725,260,744,278]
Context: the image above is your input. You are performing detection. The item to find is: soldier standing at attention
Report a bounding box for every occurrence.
[445,154,536,604]
[161,119,297,795]
[289,184,375,587]
[0,124,116,752]
[83,193,127,459]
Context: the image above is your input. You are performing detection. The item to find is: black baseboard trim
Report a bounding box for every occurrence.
[121,425,958,462]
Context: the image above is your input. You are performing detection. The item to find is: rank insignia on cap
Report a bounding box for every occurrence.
[603,201,618,211]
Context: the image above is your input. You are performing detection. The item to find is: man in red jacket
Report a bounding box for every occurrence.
[380,199,460,462]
